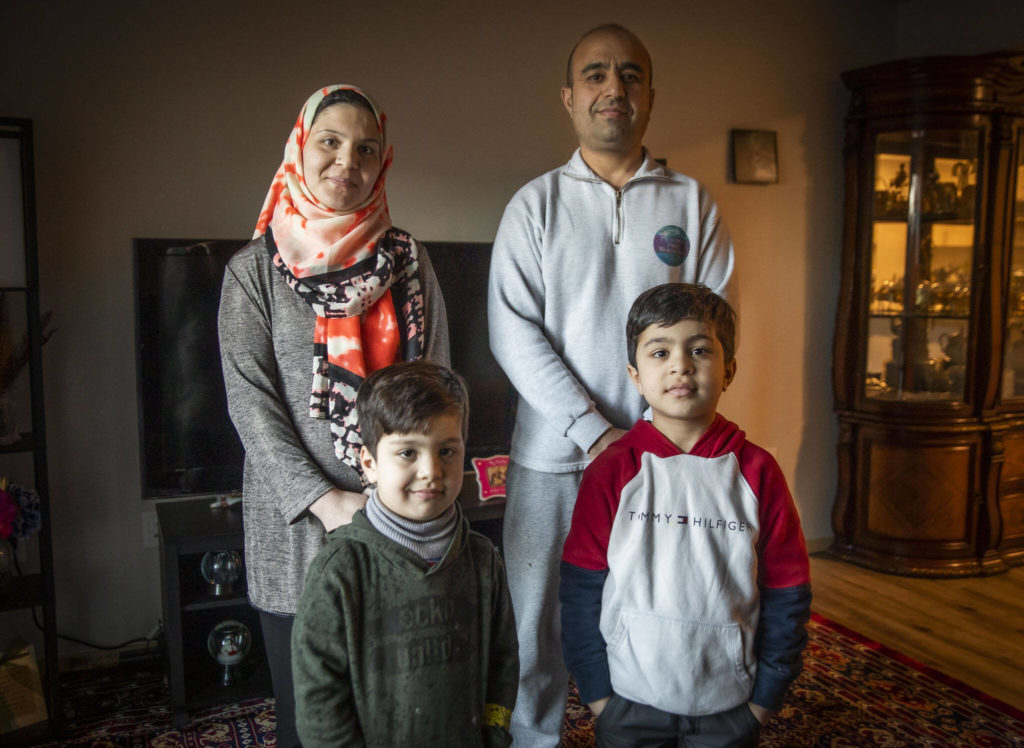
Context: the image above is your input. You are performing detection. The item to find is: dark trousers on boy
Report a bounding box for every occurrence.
[596,695,761,748]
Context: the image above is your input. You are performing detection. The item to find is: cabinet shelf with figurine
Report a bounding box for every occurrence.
[832,52,1024,576]
[156,485,506,728]
[0,118,59,743]
[156,499,272,728]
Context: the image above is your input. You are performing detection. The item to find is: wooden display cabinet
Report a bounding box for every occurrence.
[832,52,1024,576]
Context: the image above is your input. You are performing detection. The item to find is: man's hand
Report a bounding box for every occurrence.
[309,488,368,532]
[748,702,773,725]
[588,427,627,461]
[588,696,611,718]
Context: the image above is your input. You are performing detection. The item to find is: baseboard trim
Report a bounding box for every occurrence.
[58,643,163,673]
[805,536,833,554]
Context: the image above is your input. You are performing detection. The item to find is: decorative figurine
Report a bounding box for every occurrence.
[207,619,252,686]
[200,550,243,597]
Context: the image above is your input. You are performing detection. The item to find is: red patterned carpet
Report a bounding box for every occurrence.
[566,614,1024,747]
[35,614,1024,747]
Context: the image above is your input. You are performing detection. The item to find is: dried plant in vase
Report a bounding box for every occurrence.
[0,292,56,444]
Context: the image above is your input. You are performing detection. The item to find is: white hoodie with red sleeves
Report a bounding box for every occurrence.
[560,415,811,716]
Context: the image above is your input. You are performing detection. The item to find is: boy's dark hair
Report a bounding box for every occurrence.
[626,283,737,367]
[356,361,470,457]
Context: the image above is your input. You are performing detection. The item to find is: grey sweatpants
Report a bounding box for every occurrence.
[502,462,583,748]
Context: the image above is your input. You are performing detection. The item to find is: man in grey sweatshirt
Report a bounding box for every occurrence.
[486,23,737,748]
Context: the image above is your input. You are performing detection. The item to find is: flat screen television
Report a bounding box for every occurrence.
[133,238,249,500]
[133,237,514,501]
[422,241,515,462]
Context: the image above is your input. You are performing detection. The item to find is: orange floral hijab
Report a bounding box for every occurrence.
[254,84,393,275]
[255,85,425,474]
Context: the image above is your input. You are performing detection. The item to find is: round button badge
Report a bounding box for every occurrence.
[653,225,690,266]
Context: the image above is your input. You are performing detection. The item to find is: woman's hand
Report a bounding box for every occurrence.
[309,488,368,532]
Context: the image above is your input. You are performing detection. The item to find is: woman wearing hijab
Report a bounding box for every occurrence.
[218,85,450,747]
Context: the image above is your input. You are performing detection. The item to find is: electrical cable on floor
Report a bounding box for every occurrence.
[13,549,164,654]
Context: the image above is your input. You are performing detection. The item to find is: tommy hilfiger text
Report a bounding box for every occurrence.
[625,511,753,532]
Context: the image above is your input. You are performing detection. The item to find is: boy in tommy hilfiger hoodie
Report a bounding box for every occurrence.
[559,283,811,748]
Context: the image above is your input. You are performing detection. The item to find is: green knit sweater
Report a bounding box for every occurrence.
[292,507,518,747]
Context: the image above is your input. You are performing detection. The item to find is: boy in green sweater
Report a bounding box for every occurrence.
[292,361,518,747]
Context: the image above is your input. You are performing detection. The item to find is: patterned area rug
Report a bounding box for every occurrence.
[36,663,276,747]
[564,613,1024,747]
[35,613,1024,747]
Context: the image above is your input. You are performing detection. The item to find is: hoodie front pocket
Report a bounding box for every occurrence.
[606,610,753,715]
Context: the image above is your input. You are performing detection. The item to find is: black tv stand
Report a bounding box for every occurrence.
[156,499,270,728]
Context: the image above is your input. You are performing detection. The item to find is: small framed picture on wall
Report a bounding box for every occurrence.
[731,129,778,184]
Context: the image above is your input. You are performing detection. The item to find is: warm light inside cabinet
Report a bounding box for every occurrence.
[864,130,979,402]
[870,223,906,314]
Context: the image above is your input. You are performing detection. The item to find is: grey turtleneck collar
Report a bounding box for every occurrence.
[364,488,457,562]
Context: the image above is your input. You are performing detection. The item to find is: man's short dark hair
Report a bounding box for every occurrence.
[626,283,736,367]
[565,23,653,88]
[357,361,470,457]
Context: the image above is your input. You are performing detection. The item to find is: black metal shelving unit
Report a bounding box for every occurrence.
[0,117,59,744]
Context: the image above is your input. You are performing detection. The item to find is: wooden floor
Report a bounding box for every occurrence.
[809,553,1024,711]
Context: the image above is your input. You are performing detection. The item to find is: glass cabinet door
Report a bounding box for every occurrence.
[1002,132,1024,399]
[864,129,979,402]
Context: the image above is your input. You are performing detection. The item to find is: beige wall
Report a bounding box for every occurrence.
[0,0,1019,654]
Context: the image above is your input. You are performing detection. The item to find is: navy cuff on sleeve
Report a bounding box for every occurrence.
[559,561,611,705]
[752,583,812,711]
